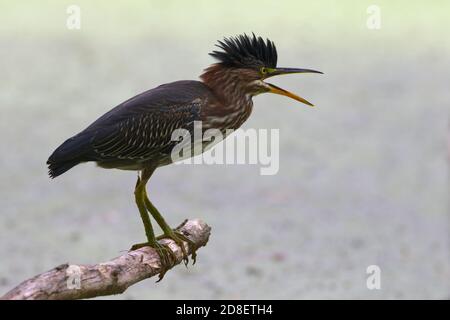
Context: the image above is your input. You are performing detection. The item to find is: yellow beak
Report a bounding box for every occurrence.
[266,82,314,107]
[265,67,322,107]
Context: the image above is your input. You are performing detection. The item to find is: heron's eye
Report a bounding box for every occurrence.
[260,67,268,75]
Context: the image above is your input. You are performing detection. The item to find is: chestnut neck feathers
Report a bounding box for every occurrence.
[199,64,254,130]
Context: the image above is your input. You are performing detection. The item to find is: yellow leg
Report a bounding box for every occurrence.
[143,189,197,265]
[130,168,176,281]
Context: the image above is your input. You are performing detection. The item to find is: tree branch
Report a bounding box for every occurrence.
[1,219,211,300]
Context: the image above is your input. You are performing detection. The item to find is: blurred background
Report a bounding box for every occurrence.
[0,0,448,299]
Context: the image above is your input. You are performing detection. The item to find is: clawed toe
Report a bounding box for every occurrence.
[157,230,197,265]
[129,241,176,281]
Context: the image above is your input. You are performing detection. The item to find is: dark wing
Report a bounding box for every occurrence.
[92,103,198,160]
[47,80,211,177]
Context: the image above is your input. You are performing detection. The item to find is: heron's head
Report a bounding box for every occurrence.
[201,33,322,106]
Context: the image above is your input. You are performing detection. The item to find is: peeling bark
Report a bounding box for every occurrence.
[1,219,211,300]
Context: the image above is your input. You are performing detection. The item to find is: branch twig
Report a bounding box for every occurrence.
[1,219,211,300]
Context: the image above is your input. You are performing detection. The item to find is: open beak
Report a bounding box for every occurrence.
[265,67,322,107]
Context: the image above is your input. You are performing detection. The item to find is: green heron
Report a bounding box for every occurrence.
[47,33,321,277]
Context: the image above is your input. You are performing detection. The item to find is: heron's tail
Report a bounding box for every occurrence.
[47,159,81,178]
[47,132,93,178]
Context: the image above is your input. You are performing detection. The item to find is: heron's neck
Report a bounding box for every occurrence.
[200,64,253,131]
[200,64,250,106]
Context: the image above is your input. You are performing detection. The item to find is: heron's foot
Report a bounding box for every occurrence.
[129,241,176,282]
[157,230,197,266]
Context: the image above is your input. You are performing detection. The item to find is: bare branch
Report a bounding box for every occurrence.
[1,219,211,300]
